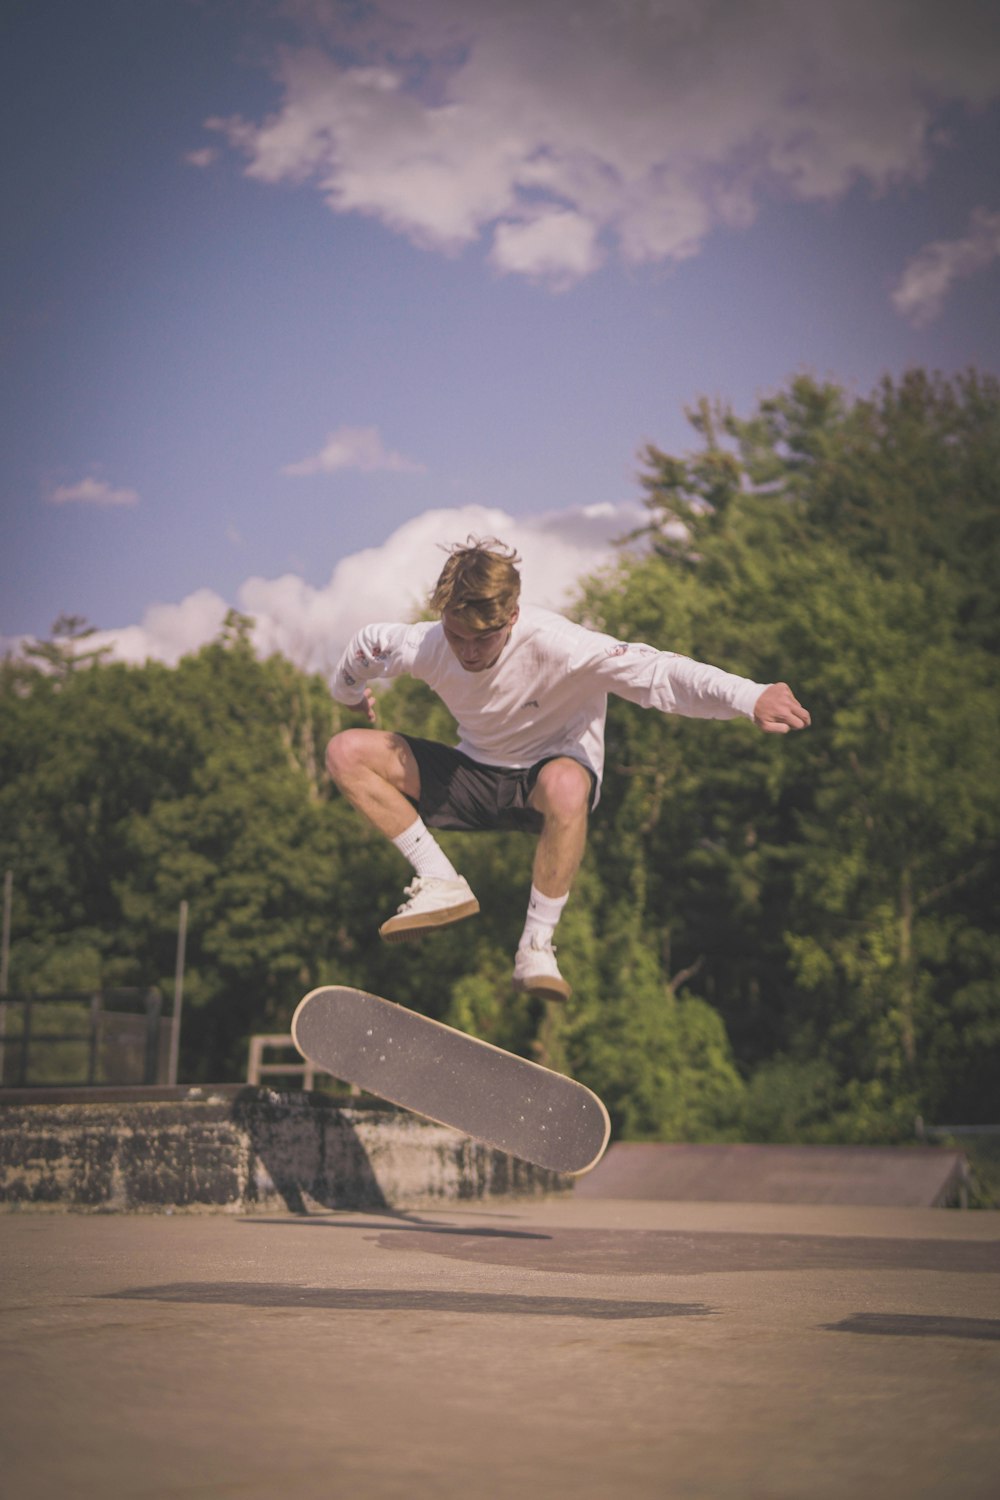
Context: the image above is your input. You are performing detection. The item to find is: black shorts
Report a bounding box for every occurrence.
[401,736,598,834]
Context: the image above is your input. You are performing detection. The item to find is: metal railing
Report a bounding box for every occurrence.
[245,1034,360,1095]
[246,1033,317,1090]
[0,989,167,1089]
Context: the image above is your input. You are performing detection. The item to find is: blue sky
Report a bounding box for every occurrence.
[3,0,999,671]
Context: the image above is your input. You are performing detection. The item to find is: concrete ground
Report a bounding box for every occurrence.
[1,1197,998,1500]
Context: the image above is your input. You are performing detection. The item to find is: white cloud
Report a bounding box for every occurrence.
[241,501,646,670]
[47,478,140,507]
[86,590,231,667]
[206,0,1000,286]
[185,146,220,169]
[283,424,425,476]
[891,206,1000,326]
[0,591,230,676]
[45,501,645,673]
[490,209,604,288]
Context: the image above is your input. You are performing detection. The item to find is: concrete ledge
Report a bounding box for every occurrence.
[0,1087,569,1213]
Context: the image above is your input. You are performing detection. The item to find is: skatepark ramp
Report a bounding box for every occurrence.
[574,1142,970,1207]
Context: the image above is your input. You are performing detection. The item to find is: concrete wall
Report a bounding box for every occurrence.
[0,1087,569,1212]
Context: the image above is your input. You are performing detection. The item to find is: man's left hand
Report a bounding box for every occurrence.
[753,683,811,734]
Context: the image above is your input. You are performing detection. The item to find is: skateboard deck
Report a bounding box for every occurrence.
[291,985,610,1176]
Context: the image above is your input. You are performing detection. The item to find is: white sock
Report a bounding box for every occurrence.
[392,818,459,881]
[519,885,568,950]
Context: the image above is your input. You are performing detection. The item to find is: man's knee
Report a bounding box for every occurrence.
[325,728,370,782]
[326,730,419,799]
[531,758,592,821]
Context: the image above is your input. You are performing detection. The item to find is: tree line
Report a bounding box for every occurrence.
[2,367,997,1144]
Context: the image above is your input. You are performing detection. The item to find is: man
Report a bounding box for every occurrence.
[327,537,810,1001]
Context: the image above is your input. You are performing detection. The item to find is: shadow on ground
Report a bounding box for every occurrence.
[361,1224,1000,1276]
[102,1284,712,1320]
[824,1312,1000,1341]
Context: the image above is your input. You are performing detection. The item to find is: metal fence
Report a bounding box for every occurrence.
[0,988,170,1089]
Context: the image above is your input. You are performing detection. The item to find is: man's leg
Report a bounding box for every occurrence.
[325,729,478,938]
[529,757,592,898]
[514,758,592,1001]
[326,729,422,839]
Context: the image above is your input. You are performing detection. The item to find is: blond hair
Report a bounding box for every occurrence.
[429,537,522,630]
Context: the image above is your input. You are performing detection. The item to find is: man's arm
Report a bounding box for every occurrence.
[581,631,810,731]
[330,621,416,720]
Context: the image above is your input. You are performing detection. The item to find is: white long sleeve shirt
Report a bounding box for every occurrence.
[331,604,769,787]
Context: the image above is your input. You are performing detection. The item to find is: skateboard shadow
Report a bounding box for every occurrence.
[101,1284,714,1321]
[232,1090,389,1213]
[237,1212,552,1241]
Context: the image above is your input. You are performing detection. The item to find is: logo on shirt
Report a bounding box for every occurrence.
[606,642,655,659]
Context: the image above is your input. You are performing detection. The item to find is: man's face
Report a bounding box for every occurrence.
[441,607,519,672]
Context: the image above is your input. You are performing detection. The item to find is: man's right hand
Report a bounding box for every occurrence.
[350,687,377,724]
[752,682,810,734]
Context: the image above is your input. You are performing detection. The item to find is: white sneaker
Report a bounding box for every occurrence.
[513,937,571,1002]
[379,875,480,943]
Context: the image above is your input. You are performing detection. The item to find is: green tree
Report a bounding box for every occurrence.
[587,367,1000,1135]
[23,614,113,677]
[1,615,354,1079]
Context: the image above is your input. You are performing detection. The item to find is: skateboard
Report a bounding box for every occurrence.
[291,985,610,1176]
